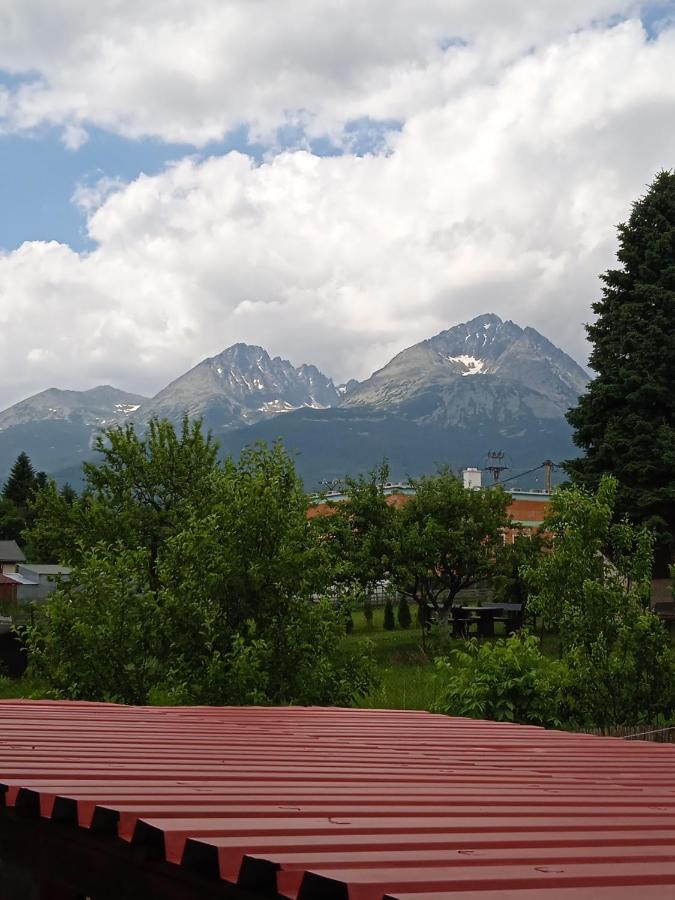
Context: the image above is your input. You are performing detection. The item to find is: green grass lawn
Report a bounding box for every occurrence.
[346,608,438,711]
[0,675,49,700]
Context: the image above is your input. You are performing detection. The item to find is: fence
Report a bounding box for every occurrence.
[582,725,675,743]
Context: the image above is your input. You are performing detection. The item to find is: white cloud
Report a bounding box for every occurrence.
[1,9,675,409]
[0,0,644,144]
[61,122,88,150]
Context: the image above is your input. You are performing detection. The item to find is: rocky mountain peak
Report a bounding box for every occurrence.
[341,313,589,422]
[0,315,590,485]
[0,385,148,431]
[130,342,341,431]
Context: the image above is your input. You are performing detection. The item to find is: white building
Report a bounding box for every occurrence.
[4,564,71,603]
[462,467,483,490]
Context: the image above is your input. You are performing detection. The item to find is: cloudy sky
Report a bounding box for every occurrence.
[1,1,675,408]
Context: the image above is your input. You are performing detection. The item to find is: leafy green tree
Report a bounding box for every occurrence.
[390,469,511,624]
[525,476,653,650]
[492,532,544,621]
[311,462,395,599]
[397,593,412,629]
[525,475,675,726]
[25,547,160,704]
[24,417,219,588]
[22,479,79,564]
[383,597,395,630]
[565,171,675,575]
[26,425,376,706]
[0,497,25,542]
[154,441,375,705]
[2,452,38,507]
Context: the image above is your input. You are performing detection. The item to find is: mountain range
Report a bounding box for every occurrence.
[0,314,588,489]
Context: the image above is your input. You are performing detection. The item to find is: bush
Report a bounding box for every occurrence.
[433,634,567,727]
[363,598,374,629]
[397,594,412,629]
[383,597,396,630]
[564,611,675,728]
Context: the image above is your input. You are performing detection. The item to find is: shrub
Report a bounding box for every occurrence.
[433,634,567,727]
[383,597,396,630]
[397,594,412,629]
[564,611,675,728]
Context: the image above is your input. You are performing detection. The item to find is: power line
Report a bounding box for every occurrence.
[497,463,544,486]
[495,460,564,489]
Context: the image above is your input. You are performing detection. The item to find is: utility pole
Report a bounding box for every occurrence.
[543,459,554,494]
[485,450,508,485]
[320,479,344,493]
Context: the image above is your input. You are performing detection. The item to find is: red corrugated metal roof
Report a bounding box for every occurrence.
[2,701,675,899]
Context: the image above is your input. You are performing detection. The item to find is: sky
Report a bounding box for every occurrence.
[1,1,675,409]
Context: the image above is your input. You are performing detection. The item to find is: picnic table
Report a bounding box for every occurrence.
[451,603,523,638]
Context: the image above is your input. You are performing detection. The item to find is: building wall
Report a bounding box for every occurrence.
[308,491,551,529]
[0,582,17,604]
[13,567,71,603]
[15,577,62,602]
[508,497,549,524]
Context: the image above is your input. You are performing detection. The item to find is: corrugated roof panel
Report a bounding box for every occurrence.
[3,701,675,899]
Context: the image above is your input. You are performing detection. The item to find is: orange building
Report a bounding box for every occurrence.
[308,485,551,539]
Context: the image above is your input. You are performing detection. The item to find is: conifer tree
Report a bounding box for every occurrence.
[60,483,78,505]
[2,452,37,507]
[566,171,675,574]
[397,593,412,629]
[383,596,396,630]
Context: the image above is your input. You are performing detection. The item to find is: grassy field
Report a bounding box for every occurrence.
[347,608,438,710]
[0,675,48,700]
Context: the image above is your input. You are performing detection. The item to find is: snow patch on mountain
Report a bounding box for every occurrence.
[446,355,486,375]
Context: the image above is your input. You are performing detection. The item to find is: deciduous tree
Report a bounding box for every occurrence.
[25,423,376,706]
[390,468,511,624]
[525,476,675,726]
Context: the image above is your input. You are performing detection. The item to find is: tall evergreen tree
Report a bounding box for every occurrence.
[383,596,396,631]
[397,593,412,629]
[565,171,675,574]
[2,452,37,507]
